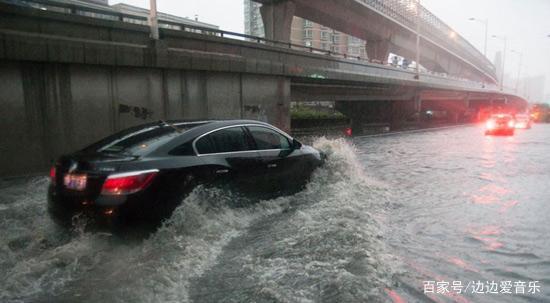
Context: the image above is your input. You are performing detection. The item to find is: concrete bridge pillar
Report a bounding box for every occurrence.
[464,95,470,109]
[335,101,394,136]
[338,100,417,133]
[414,97,422,113]
[390,100,406,131]
[462,97,472,122]
[390,99,420,130]
[366,39,390,63]
[414,93,422,120]
[335,101,363,135]
[260,1,296,42]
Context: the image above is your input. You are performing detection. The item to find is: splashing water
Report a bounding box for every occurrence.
[188,138,395,302]
[0,138,395,303]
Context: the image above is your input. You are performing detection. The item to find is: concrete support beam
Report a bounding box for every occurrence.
[390,100,407,131]
[335,101,393,135]
[260,1,296,42]
[335,101,363,135]
[414,93,422,113]
[0,59,291,176]
[366,39,390,63]
[242,74,291,133]
[414,93,422,123]
[464,94,471,109]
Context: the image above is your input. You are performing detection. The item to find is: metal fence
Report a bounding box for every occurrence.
[359,0,496,79]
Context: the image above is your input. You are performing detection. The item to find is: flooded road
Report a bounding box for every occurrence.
[1,125,549,302]
[358,124,550,303]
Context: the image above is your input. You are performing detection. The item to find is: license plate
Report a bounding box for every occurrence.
[63,173,87,190]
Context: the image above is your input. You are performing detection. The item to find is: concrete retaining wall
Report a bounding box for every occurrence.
[0,60,290,176]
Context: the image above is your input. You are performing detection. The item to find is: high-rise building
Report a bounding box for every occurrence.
[110,3,218,30]
[244,0,366,58]
[244,0,264,37]
[23,0,218,30]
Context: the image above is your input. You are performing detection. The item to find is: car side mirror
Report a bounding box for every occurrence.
[292,138,302,150]
[278,139,301,158]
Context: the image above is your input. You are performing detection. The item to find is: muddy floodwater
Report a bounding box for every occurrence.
[1,125,549,302]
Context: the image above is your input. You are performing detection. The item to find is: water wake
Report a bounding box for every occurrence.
[0,138,395,303]
[190,137,395,302]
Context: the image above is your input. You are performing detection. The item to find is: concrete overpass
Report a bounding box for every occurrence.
[254,0,498,84]
[0,1,527,175]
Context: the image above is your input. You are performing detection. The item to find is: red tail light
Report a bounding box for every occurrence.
[49,166,56,184]
[101,169,159,195]
[486,120,495,130]
[344,127,353,137]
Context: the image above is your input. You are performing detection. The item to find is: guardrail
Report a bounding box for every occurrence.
[3,0,501,90]
[358,0,496,80]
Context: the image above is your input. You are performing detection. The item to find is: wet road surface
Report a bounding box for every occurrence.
[1,124,549,302]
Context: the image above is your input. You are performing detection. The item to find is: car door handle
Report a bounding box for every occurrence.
[215,169,229,174]
[267,163,277,168]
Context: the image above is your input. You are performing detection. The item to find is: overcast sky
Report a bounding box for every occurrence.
[110,0,550,100]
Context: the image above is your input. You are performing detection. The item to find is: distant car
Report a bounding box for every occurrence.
[485,114,515,136]
[514,114,532,129]
[48,120,324,227]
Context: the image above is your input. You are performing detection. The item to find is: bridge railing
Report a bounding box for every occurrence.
[358,0,496,80]
[3,0,498,90]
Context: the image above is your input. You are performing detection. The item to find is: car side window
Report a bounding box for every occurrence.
[247,126,291,150]
[169,141,195,156]
[195,127,252,154]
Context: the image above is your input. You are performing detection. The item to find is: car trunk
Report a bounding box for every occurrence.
[52,153,136,199]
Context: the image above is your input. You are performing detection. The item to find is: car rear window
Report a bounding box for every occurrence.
[83,124,197,156]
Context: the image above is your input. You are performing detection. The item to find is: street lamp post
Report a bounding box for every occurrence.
[414,0,421,79]
[510,50,523,94]
[468,17,488,57]
[149,0,159,40]
[492,35,507,90]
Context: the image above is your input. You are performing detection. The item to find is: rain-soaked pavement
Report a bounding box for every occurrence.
[1,124,549,303]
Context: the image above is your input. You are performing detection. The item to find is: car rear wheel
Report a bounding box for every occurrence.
[154,174,198,221]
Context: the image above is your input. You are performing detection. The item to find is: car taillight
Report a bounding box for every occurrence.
[486,120,495,130]
[508,120,515,128]
[344,127,352,137]
[101,169,159,195]
[50,166,56,184]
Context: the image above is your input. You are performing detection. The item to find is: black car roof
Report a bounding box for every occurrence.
[128,119,276,133]
[144,119,290,157]
[172,119,287,141]
[81,119,283,156]
[188,119,274,129]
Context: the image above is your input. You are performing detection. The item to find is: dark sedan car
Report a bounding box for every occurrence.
[48,120,324,227]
